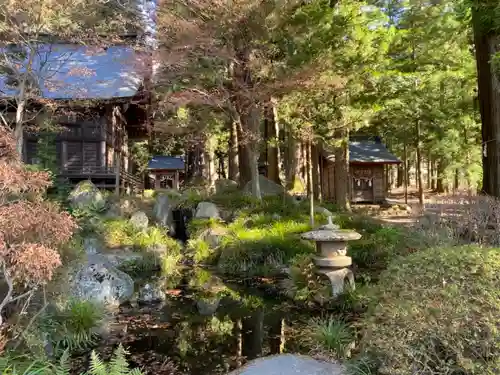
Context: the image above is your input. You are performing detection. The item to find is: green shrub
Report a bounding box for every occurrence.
[37,299,105,354]
[102,219,135,248]
[348,226,407,279]
[187,238,214,264]
[0,353,55,375]
[101,219,181,254]
[359,246,500,375]
[133,226,181,253]
[161,253,182,277]
[0,345,143,375]
[307,317,354,359]
[187,218,225,239]
[288,253,331,302]
[217,219,314,276]
[334,213,383,234]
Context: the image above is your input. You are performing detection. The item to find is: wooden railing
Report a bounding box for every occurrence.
[59,165,143,192]
[121,168,144,191]
[61,165,116,175]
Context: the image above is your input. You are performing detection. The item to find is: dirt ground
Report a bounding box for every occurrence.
[355,187,476,226]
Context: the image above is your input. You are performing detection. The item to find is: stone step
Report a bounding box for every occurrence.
[313,255,352,268]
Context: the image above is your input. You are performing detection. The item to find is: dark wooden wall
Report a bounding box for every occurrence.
[24,104,130,176]
[320,159,387,203]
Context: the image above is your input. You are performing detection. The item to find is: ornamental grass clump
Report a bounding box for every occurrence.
[0,127,76,326]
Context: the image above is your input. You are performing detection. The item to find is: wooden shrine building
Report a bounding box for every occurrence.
[321,138,401,203]
[147,156,185,190]
[0,43,151,193]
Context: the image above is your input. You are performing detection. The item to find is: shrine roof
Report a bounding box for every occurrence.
[147,156,185,170]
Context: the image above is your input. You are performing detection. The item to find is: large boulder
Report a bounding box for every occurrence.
[199,227,228,248]
[70,255,134,305]
[137,282,166,305]
[153,194,175,235]
[196,297,221,315]
[244,176,286,197]
[195,202,220,220]
[215,179,238,194]
[130,211,149,230]
[69,181,106,211]
[229,354,344,375]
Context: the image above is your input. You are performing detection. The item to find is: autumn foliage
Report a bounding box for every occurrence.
[0,126,76,323]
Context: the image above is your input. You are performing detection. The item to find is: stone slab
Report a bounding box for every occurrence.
[313,255,352,268]
[301,229,361,242]
[229,354,344,375]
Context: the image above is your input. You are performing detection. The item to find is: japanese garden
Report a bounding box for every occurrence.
[0,0,499,374]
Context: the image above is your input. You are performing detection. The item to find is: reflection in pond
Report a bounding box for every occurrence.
[93,268,307,375]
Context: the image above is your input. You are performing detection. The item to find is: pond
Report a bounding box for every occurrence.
[75,268,320,375]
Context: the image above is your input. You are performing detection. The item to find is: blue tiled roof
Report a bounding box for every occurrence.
[349,141,401,163]
[147,156,185,170]
[0,44,147,100]
[324,141,401,164]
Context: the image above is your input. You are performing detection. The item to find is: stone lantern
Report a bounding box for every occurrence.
[301,216,361,297]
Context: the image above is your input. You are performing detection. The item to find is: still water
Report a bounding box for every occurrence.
[88,268,315,375]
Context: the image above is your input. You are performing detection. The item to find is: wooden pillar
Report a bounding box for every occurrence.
[154,173,161,189]
[174,170,180,190]
[100,140,106,169]
[115,152,121,195]
[61,141,68,171]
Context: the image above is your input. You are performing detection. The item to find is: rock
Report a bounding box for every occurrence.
[83,237,102,255]
[229,354,345,375]
[69,181,106,211]
[137,282,165,305]
[314,206,333,217]
[70,254,134,305]
[195,202,220,220]
[130,211,149,230]
[196,297,221,315]
[215,179,238,194]
[153,194,175,235]
[199,227,228,248]
[244,176,286,197]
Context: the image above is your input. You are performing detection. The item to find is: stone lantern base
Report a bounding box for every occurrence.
[316,267,355,297]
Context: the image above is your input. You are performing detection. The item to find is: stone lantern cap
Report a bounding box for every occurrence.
[301,216,361,242]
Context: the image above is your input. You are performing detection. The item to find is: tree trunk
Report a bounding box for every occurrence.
[334,131,350,212]
[311,144,321,201]
[14,100,25,159]
[307,141,314,226]
[203,136,217,190]
[228,119,240,182]
[397,164,404,187]
[236,120,252,188]
[472,9,500,196]
[430,159,436,190]
[403,143,408,205]
[436,161,446,193]
[427,157,431,189]
[285,136,302,191]
[265,100,281,184]
[454,168,460,192]
[231,41,260,198]
[415,120,424,205]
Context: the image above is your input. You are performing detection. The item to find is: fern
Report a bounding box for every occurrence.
[108,345,131,375]
[54,349,71,375]
[85,344,143,375]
